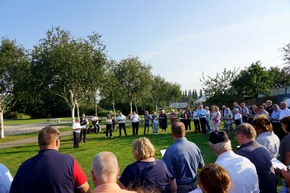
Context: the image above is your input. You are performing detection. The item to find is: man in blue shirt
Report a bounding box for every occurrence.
[162,122,205,193]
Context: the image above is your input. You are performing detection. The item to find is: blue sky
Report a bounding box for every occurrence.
[1,0,290,92]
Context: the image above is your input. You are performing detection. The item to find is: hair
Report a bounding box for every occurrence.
[132,137,155,160]
[38,126,60,147]
[171,122,186,138]
[209,141,232,155]
[198,164,231,193]
[280,116,290,133]
[252,114,273,132]
[235,123,257,139]
[215,106,220,111]
[92,151,118,181]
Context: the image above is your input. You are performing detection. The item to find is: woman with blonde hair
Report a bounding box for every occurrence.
[212,106,221,132]
[119,137,177,193]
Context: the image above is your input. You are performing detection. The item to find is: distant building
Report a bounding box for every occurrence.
[170,102,188,110]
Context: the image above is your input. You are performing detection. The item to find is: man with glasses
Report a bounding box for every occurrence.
[10,126,90,193]
[279,101,290,120]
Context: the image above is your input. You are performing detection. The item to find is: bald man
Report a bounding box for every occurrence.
[91,152,136,193]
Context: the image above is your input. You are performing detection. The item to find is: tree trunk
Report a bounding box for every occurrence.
[112,101,116,118]
[0,110,4,138]
[130,101,133,113]
[134,102,138,114]
[76,103,80,119]
[155,103,158,114]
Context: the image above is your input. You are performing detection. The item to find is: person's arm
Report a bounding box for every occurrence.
[118,181,126,189]
[170,178,177,193]
[76,182,90,193]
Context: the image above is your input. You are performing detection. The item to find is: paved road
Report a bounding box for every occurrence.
[0,130,72,150]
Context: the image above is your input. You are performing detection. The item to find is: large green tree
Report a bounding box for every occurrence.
[200,68,239,105]
[231,61,273,104]
[0,38,29,138]
[30,27,107,120]
[114,56,152,113]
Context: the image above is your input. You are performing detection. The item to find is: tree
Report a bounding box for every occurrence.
[200,68,238,105]
[231,61,273,104]
[99,59,120,117]
[268,66,290,88]
[0,38,29,138]
[281,43,290,65]
[30,27,107,121]
[114,56,152,113]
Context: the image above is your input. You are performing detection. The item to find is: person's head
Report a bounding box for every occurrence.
[233,102,238,107]
[280,116,290,133]
[133,111,136,115]
[81,113,85,118]
[205,106,209,111]
[235,123,256,145]
[234,109,239,114]
[107,114,111,119]
[240,102,245,107]
[132,137,155,160]
[280,102,288,110]
[226,107,231,113]
[198,164,231,193]
[209,131,232,156]
[75,118,80,123]
[199,105,204,109]
[273,104,279,111]
[171,122,186,139]
[252,104,257,110]
[38,126,60,150]
[161,109,165,114]
[222,105,226,109]
[195,106,199,111]
[145,110,148,115]
[266,100,272,107]
[252,114,273,135]
[119,111,123,116]
[153,111,156,115]
[91,151,119,186]
[215,106,220,112]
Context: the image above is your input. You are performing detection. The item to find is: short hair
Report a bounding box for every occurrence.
[235,123,257,139]
[171,122,186,138]
[252,114,273,132]
[280,116,290,132]
[198,164,231,193]
[132,137,155,160]
[38,126,60,147]
[209,141,232,155]
[92,151,118,181]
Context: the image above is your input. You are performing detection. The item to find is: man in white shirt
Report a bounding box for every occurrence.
[279,101,290,120]
[117,112,127,137]
[0,163,13,193]
[209,131,259,193]
[72,118,82,148]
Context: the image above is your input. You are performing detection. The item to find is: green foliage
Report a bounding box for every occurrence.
[231,61,273,104]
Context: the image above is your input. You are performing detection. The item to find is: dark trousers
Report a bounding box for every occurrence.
[106,124,112,137]
[235,119,241,127]
[80,129,86,142]
[119,123,127,136]
[200,118,207,134]
[242,116,248,123]
[193,119,200,132]
[132,122,139,135]
[177,181,197,193]
[93,121,100,133]
[272,122,287,140]
[73,132,80,148]
[187,119,191,130]
[144,123,150,134]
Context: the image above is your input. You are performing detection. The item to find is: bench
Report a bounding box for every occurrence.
[47,118,62,123]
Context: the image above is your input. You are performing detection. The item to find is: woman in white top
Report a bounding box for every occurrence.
[212,106,221,132]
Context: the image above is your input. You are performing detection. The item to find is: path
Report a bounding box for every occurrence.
[0,122,105,150]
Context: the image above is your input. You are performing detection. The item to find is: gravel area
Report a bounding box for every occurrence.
[3,122,70,136]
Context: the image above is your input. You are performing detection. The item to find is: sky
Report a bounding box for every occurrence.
[1,0,290,92]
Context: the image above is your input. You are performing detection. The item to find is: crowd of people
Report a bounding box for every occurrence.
[3,99,290,193]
